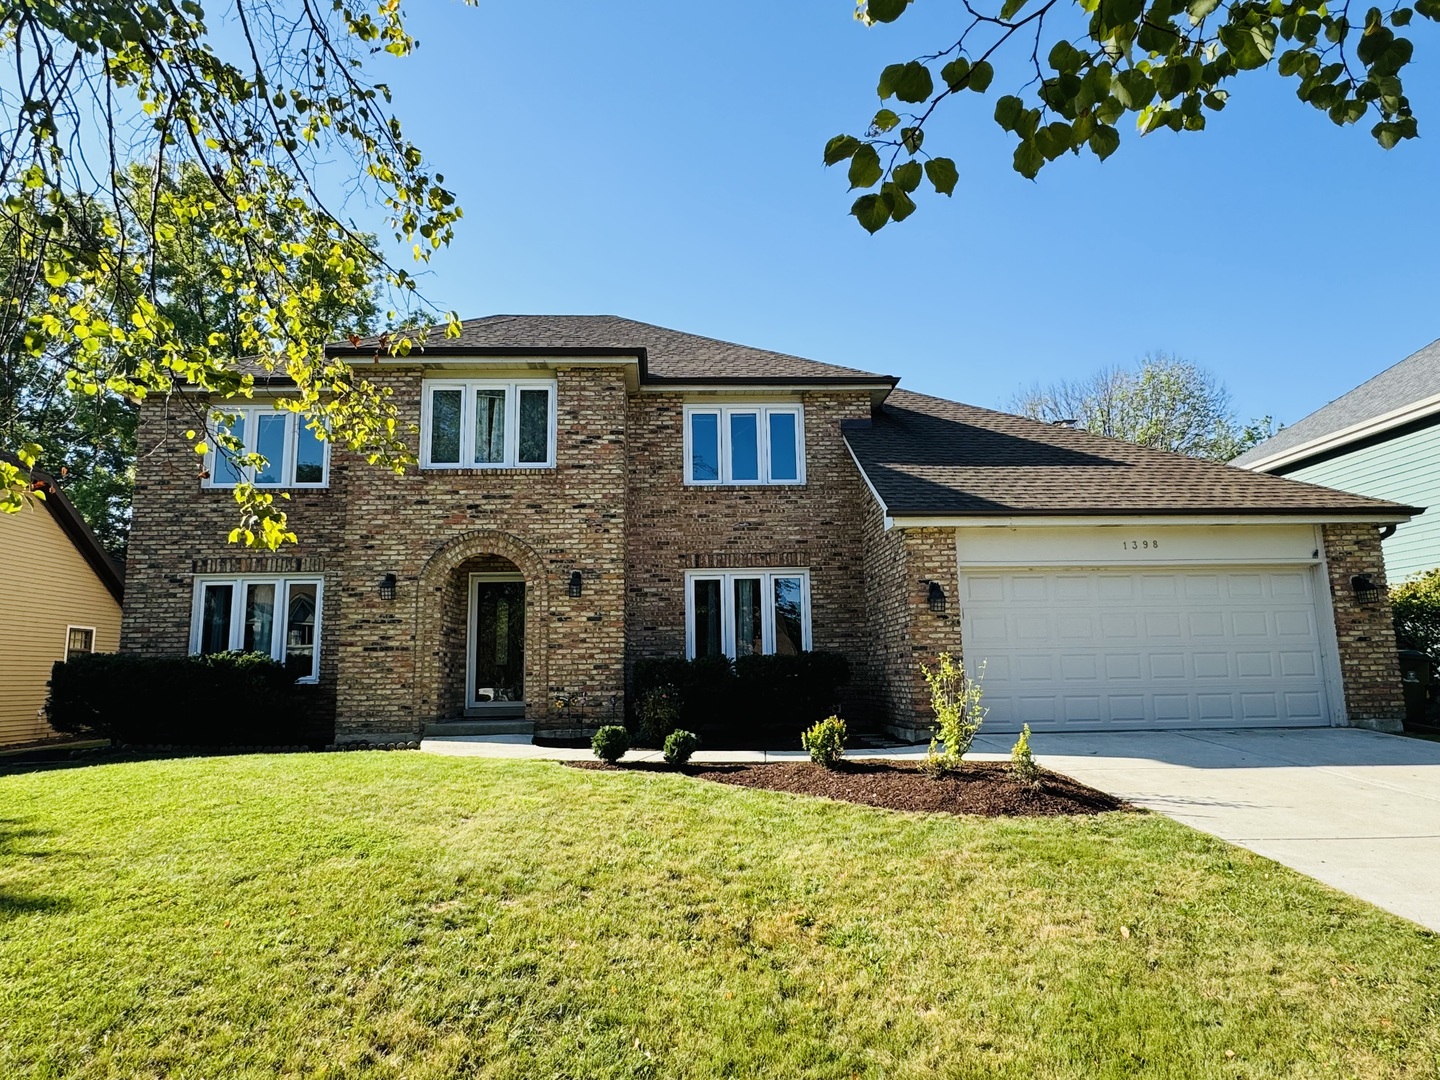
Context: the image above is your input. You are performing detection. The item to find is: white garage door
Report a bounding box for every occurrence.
[961,567,1332,732]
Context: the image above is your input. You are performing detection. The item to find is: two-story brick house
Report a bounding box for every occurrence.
[120,316,1420,742]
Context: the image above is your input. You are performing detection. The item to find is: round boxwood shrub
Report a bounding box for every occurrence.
[800,715,847,768]
[662,728,700,766]
[591,724,630,764]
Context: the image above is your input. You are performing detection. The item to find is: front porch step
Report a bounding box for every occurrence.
[424,720,536,738]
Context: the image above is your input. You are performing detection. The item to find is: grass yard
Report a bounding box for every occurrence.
[2,753,1438,1079]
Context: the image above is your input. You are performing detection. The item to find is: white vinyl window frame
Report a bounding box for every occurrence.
[683,403,806,486]
[64,625,96,661]
[420,379,558,469]
[684,568,813,660]
[188,575,324,683]
[203,406,330,489]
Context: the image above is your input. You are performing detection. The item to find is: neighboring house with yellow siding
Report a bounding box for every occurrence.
[0,461,124,747]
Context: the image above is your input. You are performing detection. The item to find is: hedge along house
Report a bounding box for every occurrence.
[119,317,1421,743]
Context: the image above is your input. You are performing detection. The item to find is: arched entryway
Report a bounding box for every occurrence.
[417,531,548,724]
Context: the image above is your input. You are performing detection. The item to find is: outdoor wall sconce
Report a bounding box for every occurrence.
[568,571,584,598]
[1351,574,1382,607]
[922,580,947,614]
[379,573,397,601]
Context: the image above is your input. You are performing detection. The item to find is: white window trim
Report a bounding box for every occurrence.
[684,568,812,660]
[421,379,558,469]
[63,625,96,660]
[203,407,330,489]
[188,575,324,683]
[683,403,806,486]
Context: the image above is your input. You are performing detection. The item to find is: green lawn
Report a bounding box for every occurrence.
[2,753,1437,1079]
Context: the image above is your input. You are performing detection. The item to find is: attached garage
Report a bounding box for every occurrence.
[957,525,1339,732]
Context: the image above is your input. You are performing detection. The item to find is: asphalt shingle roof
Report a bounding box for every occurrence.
[844,390,1419,517]
[1232,337,1440,467]
[329,315,895,383]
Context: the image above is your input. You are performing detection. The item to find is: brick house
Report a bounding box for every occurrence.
[120,316,1420,742]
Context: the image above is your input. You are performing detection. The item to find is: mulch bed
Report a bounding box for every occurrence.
[567,759,1128,817]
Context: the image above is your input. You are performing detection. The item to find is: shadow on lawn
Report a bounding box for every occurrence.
[0,818,73,921]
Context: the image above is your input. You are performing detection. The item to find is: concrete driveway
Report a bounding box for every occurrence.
[969,727,1440,932]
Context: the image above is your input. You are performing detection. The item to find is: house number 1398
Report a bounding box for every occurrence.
[1123,539,1159,550]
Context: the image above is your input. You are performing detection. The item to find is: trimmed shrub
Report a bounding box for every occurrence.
[734,652,850,726]
[801,715,847,768]
[1393,568,1440,659]
[632,655,735,731]
[632,651,851,738]
[636,685,683,747]
[662,729,700,766]
[46,651,325,746]
[591,724,630,764]
[1010,723,1040,786]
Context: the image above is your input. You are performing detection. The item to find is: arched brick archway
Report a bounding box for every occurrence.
[415,530,549,723]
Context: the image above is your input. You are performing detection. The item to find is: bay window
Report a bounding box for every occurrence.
[684,404,804,486]
[206,407,328,488]
[422,379,557,468]
[685,569,811,659]
[191,576,322,682]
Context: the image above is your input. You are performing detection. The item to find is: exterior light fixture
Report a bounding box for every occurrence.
[568,571,583,598]
[379,573,397,601]
[923,580,947,614]
[1351,574,1382,607]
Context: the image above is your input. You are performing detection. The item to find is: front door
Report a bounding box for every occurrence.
[467,573,525,714]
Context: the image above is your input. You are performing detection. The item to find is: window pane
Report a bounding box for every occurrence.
[244,583,276,654]
[429,390,463,464]
[200,584,234,654]
[692,579,723,658]
[518,388,549,464]
[690,412,720,482]
[768,411,799,481]
[774,577,804,656]
[254,413,288,485]
[294,422,326,484]
[66,628,94,661]
[212,415,247,486]
[734,578,763,657]
[284,583,318,679]
[474,389,507,464]
[730,413,759,481]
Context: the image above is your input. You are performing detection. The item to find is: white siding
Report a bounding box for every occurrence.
[1282,422,1440,582]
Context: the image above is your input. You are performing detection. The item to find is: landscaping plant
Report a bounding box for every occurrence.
[591,725,631,764]
[662,729,701,766]
[922,652,986,775]
[1392,567,1440,659]
[636,686,683,746]
[1010,724,1041,787]
[800,715,847,768]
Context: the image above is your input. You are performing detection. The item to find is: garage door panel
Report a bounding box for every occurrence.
[962,566,1331,732]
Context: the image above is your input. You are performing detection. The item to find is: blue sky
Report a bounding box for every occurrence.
[361,2,1440,424]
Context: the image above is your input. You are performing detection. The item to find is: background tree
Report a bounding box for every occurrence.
[825,0,1434,231]
[1010,352,1277,460]
[1,1,468,548]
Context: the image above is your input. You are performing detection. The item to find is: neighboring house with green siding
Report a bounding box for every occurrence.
[1233,339,1439,583]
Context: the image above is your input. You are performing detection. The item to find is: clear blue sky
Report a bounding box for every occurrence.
[361,2,1440,424]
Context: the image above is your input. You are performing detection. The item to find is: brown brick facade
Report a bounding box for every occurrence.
[1321,522,1406,731]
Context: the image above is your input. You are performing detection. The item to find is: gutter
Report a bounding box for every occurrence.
[1236,390,1440,473]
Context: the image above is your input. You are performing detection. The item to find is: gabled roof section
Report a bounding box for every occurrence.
[1232,337,1440,471]
[2,455,124,603]
[326,315,898,386]
[843,390,1421,520]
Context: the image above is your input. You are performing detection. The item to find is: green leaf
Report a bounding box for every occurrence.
[924,156,960,195]
[850,192,893,233]
[43,263,69,288]
[1112,68,1156,109]
[1099,0,1146,30]
[994,95,1025,130]
[848,144,883,189]
[941,57,971,89]
[1088,123,1121,159]
[1187,0,1222,20]
[1013,139,1045,178]
[823,134,861,166]
[900,126,924,153]
[872,109,902,132]
[883,182,918,221]
[967,61,995,92]
[1001,0,1030,18]
[893,160,923,192]
[1392,7,1413,24]
[883,61,935,103]
[866,0,911,22]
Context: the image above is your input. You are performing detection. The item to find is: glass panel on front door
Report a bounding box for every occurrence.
[472,580,525,706]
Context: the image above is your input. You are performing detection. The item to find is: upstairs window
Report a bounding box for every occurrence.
[206,407,328,488]
[192,576,322,682]
[422,380,556,469]
[684,404,804,486]
[65,626,95,661]
[686,569,811,660]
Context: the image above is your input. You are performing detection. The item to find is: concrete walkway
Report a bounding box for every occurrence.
[422,727,1440,932]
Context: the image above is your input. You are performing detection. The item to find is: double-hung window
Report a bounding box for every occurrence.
[65,626,95,661]
[684,404,804,486]
[422,380,557,468]
[192,576,323,682]
[206,407,328,488]
[686,569,811,660]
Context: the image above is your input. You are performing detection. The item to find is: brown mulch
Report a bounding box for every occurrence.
[567,759,1129,817]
